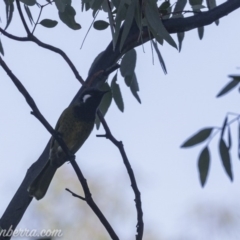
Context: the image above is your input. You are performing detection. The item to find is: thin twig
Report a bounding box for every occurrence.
[70,158,119,240]
[32,4,43,34]
[14,1,85,85]
[80,10,99,49]
[97,110,144,240]
[65,188,86,200]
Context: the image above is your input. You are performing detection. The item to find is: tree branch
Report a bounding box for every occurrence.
[69,159,119,240]
[96,111,144,240]
[15,0,85,85]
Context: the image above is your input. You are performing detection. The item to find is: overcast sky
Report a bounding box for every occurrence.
[1,1,240,239]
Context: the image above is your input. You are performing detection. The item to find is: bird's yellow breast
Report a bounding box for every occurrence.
[49,106,95,164]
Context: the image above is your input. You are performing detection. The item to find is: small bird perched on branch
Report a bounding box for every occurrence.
[28,88,107,200]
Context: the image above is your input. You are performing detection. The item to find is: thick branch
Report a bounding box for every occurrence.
[87,0,240,79]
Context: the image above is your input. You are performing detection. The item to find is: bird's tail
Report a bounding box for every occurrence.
[28,160,58,200]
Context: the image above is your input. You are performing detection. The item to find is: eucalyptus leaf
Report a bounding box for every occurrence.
[124,75,132,87]
[181,128,213,148]
[114,0,128,49]
[19,0,36,6]
[130,73,141,104]
[119,0,136,51]
[0,38,4,56]
[198,147,210,187]
[145,0,177,49]
[216,78,240,97]
[177,32,184,52]
[198,26,204,40]
[59,5,81,30]
[189,0,203,6]
[152,40,167,74]
[159,1,170,16]
[91,0,104,17]
[111,74,124,112]
[219,138,233,181]
[4,0,14,30]
[39,19,58,28]
[173,0,187,16]
[24,4,34,25]
[227,126,231,150]
[93,20,109,30]
[206,0,219,25]
[55,0,71,12]
[120,49,137,77]
[111,0,119,8]
[220,116,228,138]
[95,83,112,129]
[238,121,240,159]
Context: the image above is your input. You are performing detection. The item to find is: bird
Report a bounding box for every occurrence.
[28,88,107,200]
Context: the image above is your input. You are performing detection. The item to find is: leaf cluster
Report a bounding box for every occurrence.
[181,74,240,186]
[95,49,140,128]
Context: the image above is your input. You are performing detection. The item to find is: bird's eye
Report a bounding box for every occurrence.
[82,94,92,103]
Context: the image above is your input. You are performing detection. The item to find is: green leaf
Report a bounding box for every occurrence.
[130,73,141,104]
[119,0,136,51]
[120,49,137,77]
[101,0,112,12]
[111,0,119,8]
[181,128,213,148]
[227,126,231,150]
[145,0,177,49]
[159,1,170,15]
[177,32,184,52]
[220,116,228,138]
[124,75,132,87]
[39,19,58,28]
[189,0,203,6]
[0,38,4,56]
[152,40,167,74]
[174,0,187,14]
[238,121,240,159]
[216,77,240,97]
[59,5,81,30]
[198,26,204,40]
[55,0,71,12]
[113,0,128,49]
[95,83,112,129]
[19,0,36,6]
[111,74,124,112]
[219,138,233,181]
[24,4,34,25]
[206,0,219,25]
[91,0,104,17]
[93,20,109,30]
[4,0,14,30]
[198,147,210,187]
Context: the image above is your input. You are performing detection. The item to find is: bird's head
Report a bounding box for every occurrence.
[80,88,108,105]
[79,88,108,112]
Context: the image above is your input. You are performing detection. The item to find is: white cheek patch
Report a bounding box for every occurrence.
[82,94,92,103]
